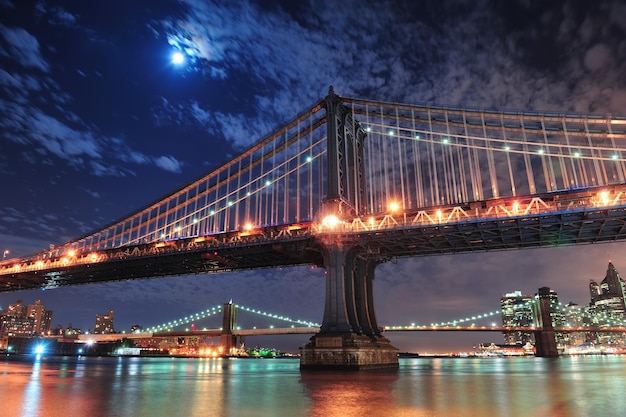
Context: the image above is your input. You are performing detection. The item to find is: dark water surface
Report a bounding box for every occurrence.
[1,355,625,416]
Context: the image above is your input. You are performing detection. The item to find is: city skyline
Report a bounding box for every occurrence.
[2,258,625,354]
[2,1,626,353]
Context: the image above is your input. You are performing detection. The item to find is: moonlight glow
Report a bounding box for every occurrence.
[172,52,185,65]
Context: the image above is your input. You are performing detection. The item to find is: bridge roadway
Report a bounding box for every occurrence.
[70,325,626,344]
[2,185,626,292]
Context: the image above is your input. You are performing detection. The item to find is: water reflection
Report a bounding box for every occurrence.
[21,357,41,416]
[2,356,626,416]
[300,370,400,417]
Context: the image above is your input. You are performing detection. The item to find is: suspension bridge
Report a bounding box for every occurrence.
[70,300,626,358]
[3,86,626,368]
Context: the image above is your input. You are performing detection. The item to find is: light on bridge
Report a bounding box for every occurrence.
[599,191,610,206]
[321,215,340,229]
[389,202,400,212]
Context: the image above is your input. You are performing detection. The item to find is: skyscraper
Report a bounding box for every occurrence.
[500,291,533,345]
[589,262,626,318]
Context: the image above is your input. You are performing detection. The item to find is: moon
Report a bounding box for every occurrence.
[172,52,185,65]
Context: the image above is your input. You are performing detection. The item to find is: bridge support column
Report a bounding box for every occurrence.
[300,243,398,370]
[532,287,559,358]
[221,301,237,356]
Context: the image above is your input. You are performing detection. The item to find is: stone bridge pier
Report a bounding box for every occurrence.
[300,242,399,370]
[532,287,559,358]
[221,301,238,355]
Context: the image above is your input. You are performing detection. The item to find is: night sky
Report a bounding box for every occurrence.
[1,0,626,353]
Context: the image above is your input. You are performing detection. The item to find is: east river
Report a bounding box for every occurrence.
[2,355,626,416]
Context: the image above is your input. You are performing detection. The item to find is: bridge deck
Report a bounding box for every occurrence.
[2,186,626,292]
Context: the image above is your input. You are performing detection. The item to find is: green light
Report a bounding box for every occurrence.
[306,156,312,162]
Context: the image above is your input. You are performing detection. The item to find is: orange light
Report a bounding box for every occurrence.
[321,215,340,228]
[90,253,98,262]
[245,223,253,231]
[599,191,610,205]
[389,202,400,212]
[68,250,76,257]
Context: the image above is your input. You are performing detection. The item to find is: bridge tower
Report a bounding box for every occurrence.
[300,87,399,370]
[221,301,237,355]
[532,287,559,357]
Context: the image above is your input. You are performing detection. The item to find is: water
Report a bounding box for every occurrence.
[2,355,625,417]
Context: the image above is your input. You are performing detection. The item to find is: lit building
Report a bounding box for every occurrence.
[1,299,34,338]
[7,299,26,317]
[27,300,52,335]
[588,262,626,345]
[500,291,533,345]
[589,262,626,319]
[94,310,115,334]
[0,315,34,337]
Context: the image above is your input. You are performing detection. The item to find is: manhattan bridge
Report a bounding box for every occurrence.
[3,87,626,368]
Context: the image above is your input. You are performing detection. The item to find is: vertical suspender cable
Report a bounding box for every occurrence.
[395,107,406,209]
[482,113,499,198]
[584,119,602,186]
[562,120,578,188]
[501,116,516,196]
[520,118,536,194]
[608,119,625,183]
[428,109,438,205]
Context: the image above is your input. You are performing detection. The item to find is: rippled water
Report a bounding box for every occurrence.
[1,355,625,416]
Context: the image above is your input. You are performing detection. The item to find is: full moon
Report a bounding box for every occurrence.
[172,52,185,65]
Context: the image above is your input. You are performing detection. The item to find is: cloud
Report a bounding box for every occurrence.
[154,155,183,173]
[0,24,49,72]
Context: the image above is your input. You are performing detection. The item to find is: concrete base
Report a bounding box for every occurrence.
[299,333,399,370]
[534,330,559,357]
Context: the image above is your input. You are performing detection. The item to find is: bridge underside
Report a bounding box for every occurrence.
[0,237,321,292]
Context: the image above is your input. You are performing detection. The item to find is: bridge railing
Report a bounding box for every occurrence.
[315,185,626,234]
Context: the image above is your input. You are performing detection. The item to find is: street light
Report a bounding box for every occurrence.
[2,249,8,261]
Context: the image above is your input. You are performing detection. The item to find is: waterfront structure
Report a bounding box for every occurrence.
[94,310,115,334]
[499,291,533,345]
